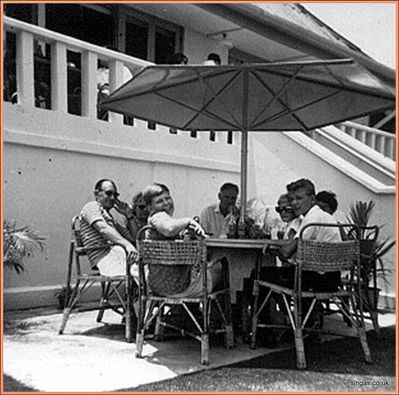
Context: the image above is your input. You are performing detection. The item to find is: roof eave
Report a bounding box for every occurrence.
[197,3,395,88]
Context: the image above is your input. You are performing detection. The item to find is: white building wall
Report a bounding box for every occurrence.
[4,103,240,309]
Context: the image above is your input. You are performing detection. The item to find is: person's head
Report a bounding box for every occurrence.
[316,190,338,215]
[275,193,296,223]
[218,183,239,213]
[142,183,174,215]
[132,192,149,221]
[94,178,119,211]
[286,178,316,216]
[206,53,221,65]
[168,52,188,65]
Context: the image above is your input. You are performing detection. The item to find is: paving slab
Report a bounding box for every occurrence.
[4,308,395,392]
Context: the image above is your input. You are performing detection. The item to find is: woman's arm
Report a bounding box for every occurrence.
[150,212,203,238]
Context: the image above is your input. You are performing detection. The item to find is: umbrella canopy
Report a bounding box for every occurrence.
[101,59,395,220]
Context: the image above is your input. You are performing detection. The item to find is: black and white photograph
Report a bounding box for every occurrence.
[2,1,396,393]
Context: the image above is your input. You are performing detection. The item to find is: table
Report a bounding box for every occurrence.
[205,238,275,303]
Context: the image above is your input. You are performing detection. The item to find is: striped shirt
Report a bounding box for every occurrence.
[80,201,130,269]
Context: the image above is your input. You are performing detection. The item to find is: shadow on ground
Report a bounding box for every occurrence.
[127,326,396,392]
[4,322,396,393]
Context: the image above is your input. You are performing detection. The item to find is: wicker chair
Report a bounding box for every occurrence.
[58,216,136,342]
[250,222,372,369]
[135,225,234,365]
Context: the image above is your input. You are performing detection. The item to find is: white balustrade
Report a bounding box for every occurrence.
[338,121,396,160]
[4,16,237,147]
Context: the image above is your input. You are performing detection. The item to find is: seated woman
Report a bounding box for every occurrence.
[142,183,222,297]
[128,192,149,240]
[249,193,301,343]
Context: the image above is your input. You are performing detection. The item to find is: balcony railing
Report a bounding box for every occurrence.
[337,121,396,161]
[4,16,239,145]
[4,16,151,123]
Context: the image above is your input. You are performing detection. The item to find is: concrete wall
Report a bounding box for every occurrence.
[3,103,240,309]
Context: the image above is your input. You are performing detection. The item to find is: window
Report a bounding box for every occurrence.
[125,17,149,60]
[4,4,37,24]
[45,4,114,48]
[155,26,177,64]
[123,7,183,64]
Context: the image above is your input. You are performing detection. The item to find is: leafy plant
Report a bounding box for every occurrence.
[346,201,395,287]
[3,220,46,274]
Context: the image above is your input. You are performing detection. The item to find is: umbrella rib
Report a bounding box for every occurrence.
[250,71,309,131]
[179,70,243,130]
[187,69,243,130]
[154,91,240,130]
[252,66,393,100]
[251,89,343,129]
[249,66,304,129]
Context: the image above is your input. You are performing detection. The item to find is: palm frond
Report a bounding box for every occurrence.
[3,220,46,273]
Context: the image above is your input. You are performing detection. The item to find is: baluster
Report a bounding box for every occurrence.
[51,41,67,113]
[387,137,395,160]
[108,59,124,125]
[360,130,367,144]
[81,51,98,119]
[17,30,35,107]
[349,127,356,138]
[370,133,377,151]
[380,136,386,157]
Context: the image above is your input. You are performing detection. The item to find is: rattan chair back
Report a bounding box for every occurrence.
[297,223,360,272]
[136,226,206,296]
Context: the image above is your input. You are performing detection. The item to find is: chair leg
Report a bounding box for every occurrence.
[154,304,165,342]
[135,332,144,358]
[58,307,72,334]
[125,276,136,343]
[96,281,110,323]
[294,328,306,369]
[358,326,373,364]
[135,298,146,358]
[201,334,209,365]
[250,280,260,349]
[370,310,380,335]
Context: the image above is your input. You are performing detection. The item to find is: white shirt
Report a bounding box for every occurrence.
[296,205,341,242]
[284,217,302,239]
[199,203,228,238]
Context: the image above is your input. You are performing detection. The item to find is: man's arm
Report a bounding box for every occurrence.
[93,220,137,259]
[262,238,297,259]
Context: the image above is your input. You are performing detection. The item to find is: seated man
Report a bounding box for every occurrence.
[256,179,342,344]
[142,183,222,297]
[262,178,342,291]
[80,178,139,277]
[199,182,239,238]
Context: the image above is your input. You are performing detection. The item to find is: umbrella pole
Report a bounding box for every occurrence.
[240,129,248,223]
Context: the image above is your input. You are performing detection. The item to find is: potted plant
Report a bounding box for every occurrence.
[3,220,45,274]
[346,201,395,312]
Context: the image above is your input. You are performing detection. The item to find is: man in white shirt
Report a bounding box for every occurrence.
[199,183,239,238]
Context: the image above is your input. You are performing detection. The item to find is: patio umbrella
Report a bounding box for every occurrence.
[101,59,395,221]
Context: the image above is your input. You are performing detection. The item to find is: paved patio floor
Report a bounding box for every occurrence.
[3,307,396,392]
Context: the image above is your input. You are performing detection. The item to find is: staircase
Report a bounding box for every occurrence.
[307,123,395,187]
[287,121,396,193]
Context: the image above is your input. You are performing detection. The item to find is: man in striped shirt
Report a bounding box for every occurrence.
[80,179,138,276]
